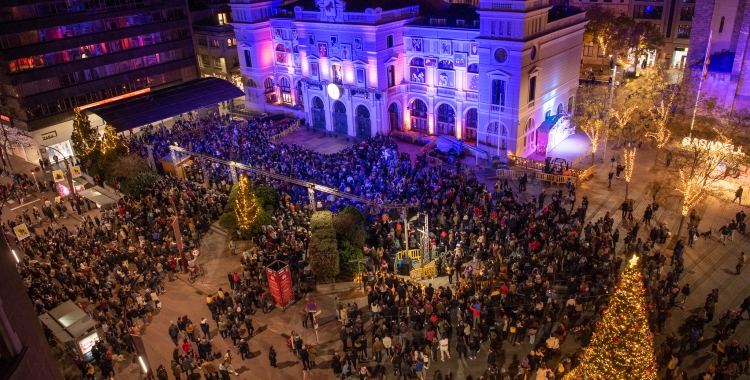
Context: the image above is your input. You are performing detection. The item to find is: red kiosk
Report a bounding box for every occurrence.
[266,261,295,310]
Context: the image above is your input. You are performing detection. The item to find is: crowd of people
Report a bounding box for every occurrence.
[127,111,750,380]
[11,171,227,379]
[7,107,747,380]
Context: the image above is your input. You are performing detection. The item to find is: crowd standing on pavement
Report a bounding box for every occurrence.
[6,109,749,380]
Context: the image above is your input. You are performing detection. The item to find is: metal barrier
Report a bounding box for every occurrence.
[397,249,422,262]
[269,120,301,140]
[495,169,517,178]
[410,259,438,280]
[579,165,595,180]
[536,172,576,185]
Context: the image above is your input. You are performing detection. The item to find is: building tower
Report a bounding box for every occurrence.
[230,0,282,111]
[475,0,587,158]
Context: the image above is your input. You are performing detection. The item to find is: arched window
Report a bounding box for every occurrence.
[467,63,478,73]
[410,57,424,66]
[246,78,259,88]
[279,77,291,104]
[410,99,428,133]
[264,77,274,92]
[436,103,456,136]
[438,60,454,70]
[275,43,285,51]
[557,103,564,115]
[719,16,725,33]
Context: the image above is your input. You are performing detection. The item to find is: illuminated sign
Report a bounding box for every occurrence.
[681,137,745,155]
[76,88,151,111]
[77,332,99,356]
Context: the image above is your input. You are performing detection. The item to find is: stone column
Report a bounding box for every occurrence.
[229,162,238,184]
[146,144,156,170]
[307,186,316,211]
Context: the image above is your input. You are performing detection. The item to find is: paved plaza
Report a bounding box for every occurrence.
[4,132,749,380]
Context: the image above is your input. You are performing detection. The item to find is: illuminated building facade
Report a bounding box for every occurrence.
[0,0,199,163]
[231,0,586,157]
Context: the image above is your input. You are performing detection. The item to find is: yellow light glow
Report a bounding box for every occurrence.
[623,147,636,182]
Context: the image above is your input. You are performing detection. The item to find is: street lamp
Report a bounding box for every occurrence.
[30,169,40,192]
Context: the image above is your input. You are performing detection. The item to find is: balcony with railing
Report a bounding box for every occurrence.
[287,5,419,24]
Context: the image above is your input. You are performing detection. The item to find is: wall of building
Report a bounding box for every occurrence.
[0,238,65,380]
[231,0,586,157]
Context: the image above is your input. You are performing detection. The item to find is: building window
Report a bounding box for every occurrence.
[244,50,252,67]
[200,55,209,66]
[677,25,691,38]
[583,44,594,56]
[211,39,220,48]
[528,76,536,103]
[719,16,725,33]
[227,38,236,47]
[331,64,342,84]
[491,79,505,106]
[198,37,207,46]
[438,60,454,70]
[633,6,663,19]
[218,13,227,25]
[214,57,222,68]
[680,7,694,21]
[387,65,395,88]
[467,63,478,73]
[280,77,291,104]
[410,57,424,66]
[264,77,274,93]
[386,35,394,48]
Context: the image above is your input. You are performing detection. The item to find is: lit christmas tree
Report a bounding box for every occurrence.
[233,175,262,232]
[99,125,129,156]
[70,110,99,159]
[564,255,658,380]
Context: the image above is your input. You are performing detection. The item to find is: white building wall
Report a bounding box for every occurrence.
[230,0,586,157]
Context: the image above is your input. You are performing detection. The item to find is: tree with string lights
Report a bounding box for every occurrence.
[564,255,658,380]
[70,110,100,162]
[99,125,129,158]
[645,97,674,167]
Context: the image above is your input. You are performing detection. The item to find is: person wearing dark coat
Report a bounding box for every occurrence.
[269,346,277,367]
[169,321,180,345]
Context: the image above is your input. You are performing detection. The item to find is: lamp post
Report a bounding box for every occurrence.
[41,144,76,196]
[30,169,40,192]
[602,50,619,163]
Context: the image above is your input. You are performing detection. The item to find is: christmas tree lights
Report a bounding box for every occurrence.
[100,125,129,155]
[70,110,99,158]
[564,255,658,380]
[234,175,261,231]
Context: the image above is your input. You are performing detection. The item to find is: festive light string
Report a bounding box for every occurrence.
[564,255,658,380]
[623,147,637,182]
[100,125,130,154]
[645,99,672,149]
[234,175,259,230]
[582,119,606,154]
[677,169,707,217]
[71,110,97,155]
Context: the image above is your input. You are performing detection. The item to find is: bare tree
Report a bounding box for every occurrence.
[670,106,750,236]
